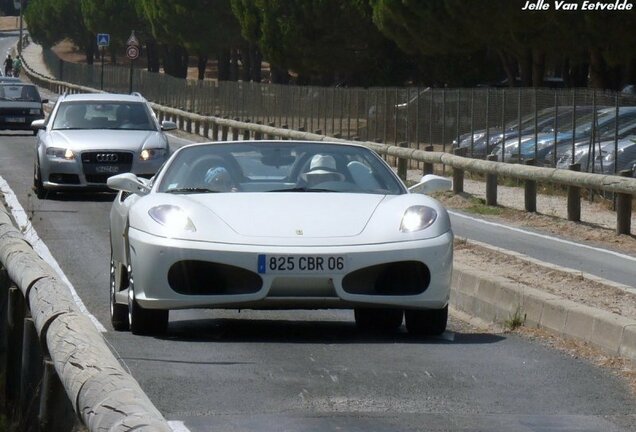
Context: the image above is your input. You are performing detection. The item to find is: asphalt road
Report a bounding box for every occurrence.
[450,210,636,289]
[1,129,635,431]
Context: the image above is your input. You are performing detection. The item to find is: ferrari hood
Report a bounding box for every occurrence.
[48,129,164,151]
[187,193,385,238]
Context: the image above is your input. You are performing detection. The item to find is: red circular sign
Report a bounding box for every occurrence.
[126,45,140,60]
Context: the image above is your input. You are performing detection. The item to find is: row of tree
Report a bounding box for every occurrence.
[13,0,636,89]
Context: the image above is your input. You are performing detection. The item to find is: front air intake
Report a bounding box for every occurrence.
[342,261,430,296]
[168,260,263,295]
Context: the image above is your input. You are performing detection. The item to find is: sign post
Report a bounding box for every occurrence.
[126,31,140,94]
[96,33,110,90]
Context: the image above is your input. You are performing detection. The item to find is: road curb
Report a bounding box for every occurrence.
[451,263,636,362]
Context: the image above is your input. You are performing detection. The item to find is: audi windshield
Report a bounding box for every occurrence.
[52,101,156,131]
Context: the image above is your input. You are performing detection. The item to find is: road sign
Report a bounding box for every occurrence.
[97,33,110,47]
[126,31,139,47]
[126,45,140,60]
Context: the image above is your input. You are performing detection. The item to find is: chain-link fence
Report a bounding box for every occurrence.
[41,49,636,175]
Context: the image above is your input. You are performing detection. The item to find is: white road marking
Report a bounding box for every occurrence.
[168,420,192,432]
[0,176,107,332]
[449,210,636,262]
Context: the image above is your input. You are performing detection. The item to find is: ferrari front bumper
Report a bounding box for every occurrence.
[128,227,453,311]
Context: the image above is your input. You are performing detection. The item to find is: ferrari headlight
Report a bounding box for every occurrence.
[46,147,75,160]
[400,206,437,233]
[148,205,196,232]
[140,148,167,161]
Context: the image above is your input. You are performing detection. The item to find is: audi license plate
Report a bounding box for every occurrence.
[257,254,346,274]
[95,165,121,174]
[6,117,25,123]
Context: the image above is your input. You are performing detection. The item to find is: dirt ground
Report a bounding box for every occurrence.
[0,16,20,31]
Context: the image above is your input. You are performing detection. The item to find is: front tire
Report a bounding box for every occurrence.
[128,265,168,335]
[354,308,404,333]
[33,163,46,199]
[405,306,448,336]
[110,258,129,331]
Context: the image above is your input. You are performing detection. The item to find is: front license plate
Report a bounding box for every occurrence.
[6,117,25,123]
[95,165,120,174]
[258,254,346,274]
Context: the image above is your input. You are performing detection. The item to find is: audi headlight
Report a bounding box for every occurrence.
[400,206,437,233]
[46,147,75,160]
[29,108,42,115]
[140,148,167,161]
[149,205,196,233]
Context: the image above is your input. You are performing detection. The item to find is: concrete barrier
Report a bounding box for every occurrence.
[0,204,171,431]
[451,260,636,362]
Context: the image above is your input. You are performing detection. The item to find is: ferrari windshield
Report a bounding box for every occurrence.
[52,101,156,131]
[157,142,405,195]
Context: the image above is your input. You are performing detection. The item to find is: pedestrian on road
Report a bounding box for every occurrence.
[4,54,13,76]
[12,57,21,78]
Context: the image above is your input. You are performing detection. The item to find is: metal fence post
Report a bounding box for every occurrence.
[452,148,466,194]
[524,159,537,212]
[486,154,498,206]
[567,163,581,222]
[616,170,633,235]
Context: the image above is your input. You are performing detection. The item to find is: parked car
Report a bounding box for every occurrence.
[552,134,636,175]
[0,82,47,134]
[31,92,177,198]
[496,107,636,164]
[551,118,636,169]
[107,140,453,335]
[593,137,636,174]
[455,106,594,159]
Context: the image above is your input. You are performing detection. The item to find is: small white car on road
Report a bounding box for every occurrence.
[32,92,176,198]
[107,140,453,336]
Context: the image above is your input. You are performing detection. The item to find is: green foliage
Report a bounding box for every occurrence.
[25,0,92,51]
[233,0,412,85]
[80,0,142,50]
[504,305,526,331]
[138,0,243,55]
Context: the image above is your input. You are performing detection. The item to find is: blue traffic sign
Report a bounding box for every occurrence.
[97,33,110,47]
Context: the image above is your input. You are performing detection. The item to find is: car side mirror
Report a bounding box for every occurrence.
[408,175,452,194]
[161,120,177,131]
[31,119,46,130]
[41,99,49,104]
[107,173,150,195]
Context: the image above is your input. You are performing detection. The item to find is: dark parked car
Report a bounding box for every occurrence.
[455,106,594,159]
[497,107,636,164]
[0,83,47,134]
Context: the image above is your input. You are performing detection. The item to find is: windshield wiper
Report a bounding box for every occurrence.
[165,187,219,194]
[268,187,339,192]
